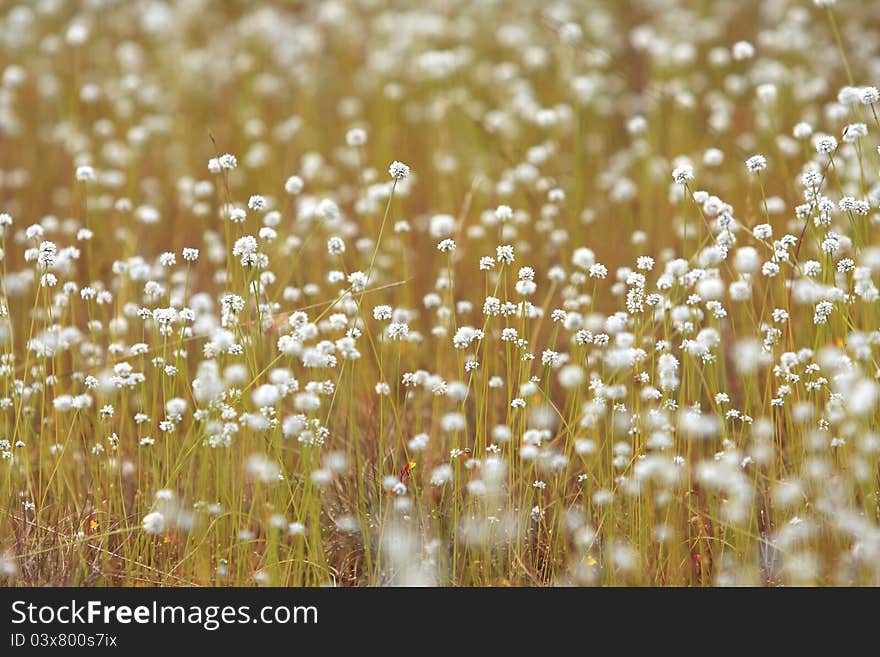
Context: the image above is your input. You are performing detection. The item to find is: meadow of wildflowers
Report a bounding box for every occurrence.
[1,0,880,587]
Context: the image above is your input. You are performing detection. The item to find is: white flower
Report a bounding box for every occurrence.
[814,134,837,154]
[496,244,515,264]
[495,205,513,221]
[745,154,767,173]
[430,214,455,238]
[346,128,367,146]
[408,433,429,451]
[589,263,608,279]
[672,164,694,185]
[327,236,345,255]
[284,175,304,195]
[252,384,280,408]
[373,305,392,320]
[387,322,409,340]
[753,224,773,240]
[388,160,410,180]
[636,256,654,271]
[731,40,755,60]
[37,241,57,268]
[75,165,95,181]
[218,153,237,170]
[232,235,258,256]
[316,198,340,220]
[142,511,165,535]
[430,464,453,486]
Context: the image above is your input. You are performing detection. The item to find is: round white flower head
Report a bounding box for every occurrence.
[346,128,367,146]
[142,511,165,535]
[559,22,582,44]
[495,205,513,221]
[731,40,755,61]
[745,154,767,173]
[316,198,340,220]
[814,134,837,154]
[218,153,237,170]
[327,236,345,255]
[793,122,813,140]
[703,148,724,166]
[284,175,304,195]
[861,87,880,105]
[75,165,95,181]
[388,160,410,181]
[672,164,694,185]
[373,305,392,321]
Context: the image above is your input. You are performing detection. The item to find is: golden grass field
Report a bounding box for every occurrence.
[2,0,880,586]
